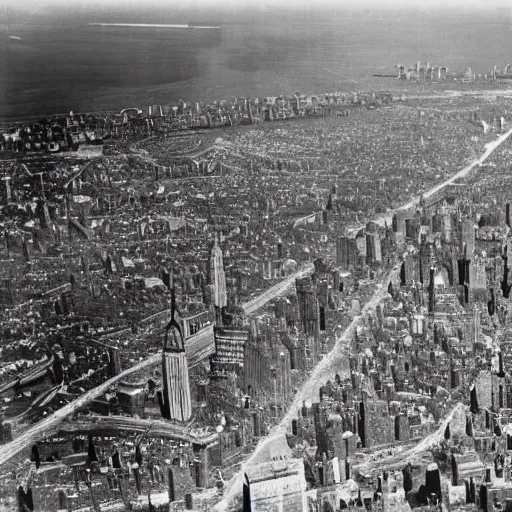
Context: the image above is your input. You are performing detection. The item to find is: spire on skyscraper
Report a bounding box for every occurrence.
[164,273,184,351]
[210,232,227,322]
[157,273,192,423]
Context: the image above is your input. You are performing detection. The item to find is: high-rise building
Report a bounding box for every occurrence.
[373,233,382,262]
[158,285,192,423]
[458,245,472,306]
[210,327,249,376]
[402,254,419,285]
[336,236,358,269]
[296,277,319,338]
[366,233,382,265]
[336,237,348,268]
[461,218,475,258]
[428,267,436,313]
[419,243,433,285]
[312,402,330,457]
[209,232,227,324]
[393,210,410,235]
[1,177,12,204]
[277,239,284,259]
[431,213,442,234]
[245,434,307,512]
[442,212,452,241]
[356,234,367,260]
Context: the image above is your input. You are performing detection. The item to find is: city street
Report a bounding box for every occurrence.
[214,126,512,511]
[0,267,316,467]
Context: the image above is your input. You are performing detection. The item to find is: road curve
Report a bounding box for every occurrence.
[374,126,512,227]
[2,122,508,494]
[0,269,313,466]
[214,268,398,511]
[354,402,466,474]
[401,127,512,211]
[242,265,314,317]
[0,353,161,467]
[277,271,398,426]
[214,125,512,511]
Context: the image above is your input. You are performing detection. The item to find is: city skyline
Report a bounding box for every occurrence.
[3,2,512,512]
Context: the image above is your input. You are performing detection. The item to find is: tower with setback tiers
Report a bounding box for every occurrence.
[157,279,192,422]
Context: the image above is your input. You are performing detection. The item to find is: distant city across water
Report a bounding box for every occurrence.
[1,8,512,119]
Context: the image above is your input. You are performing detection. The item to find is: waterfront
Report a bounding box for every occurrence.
[4,4,512,512]
[2,8,512,119]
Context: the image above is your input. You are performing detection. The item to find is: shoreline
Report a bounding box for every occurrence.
[3,84,512,128]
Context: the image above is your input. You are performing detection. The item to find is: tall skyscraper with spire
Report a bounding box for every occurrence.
[210,232,227,324]
[157,277,192,423]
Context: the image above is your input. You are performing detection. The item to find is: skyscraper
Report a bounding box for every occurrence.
[296,276,319,338]
[336,236,358,269]
[158,281,192,423]
[461,218,475,258]
[210,232,227,324]
[428,267,436,313]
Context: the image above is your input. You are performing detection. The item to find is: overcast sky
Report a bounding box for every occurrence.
[2,0,512,9]
[2,0,512,22]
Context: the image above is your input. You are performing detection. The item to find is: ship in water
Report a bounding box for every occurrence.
[2,16,223,119]
[88,22,221,30]
[85,22,222,45]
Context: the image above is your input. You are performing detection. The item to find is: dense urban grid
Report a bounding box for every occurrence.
[2,71,512,512]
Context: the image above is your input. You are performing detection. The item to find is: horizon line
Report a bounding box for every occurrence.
[87,22,221,29]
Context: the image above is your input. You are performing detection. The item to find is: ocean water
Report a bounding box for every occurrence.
[1,8,512,119]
